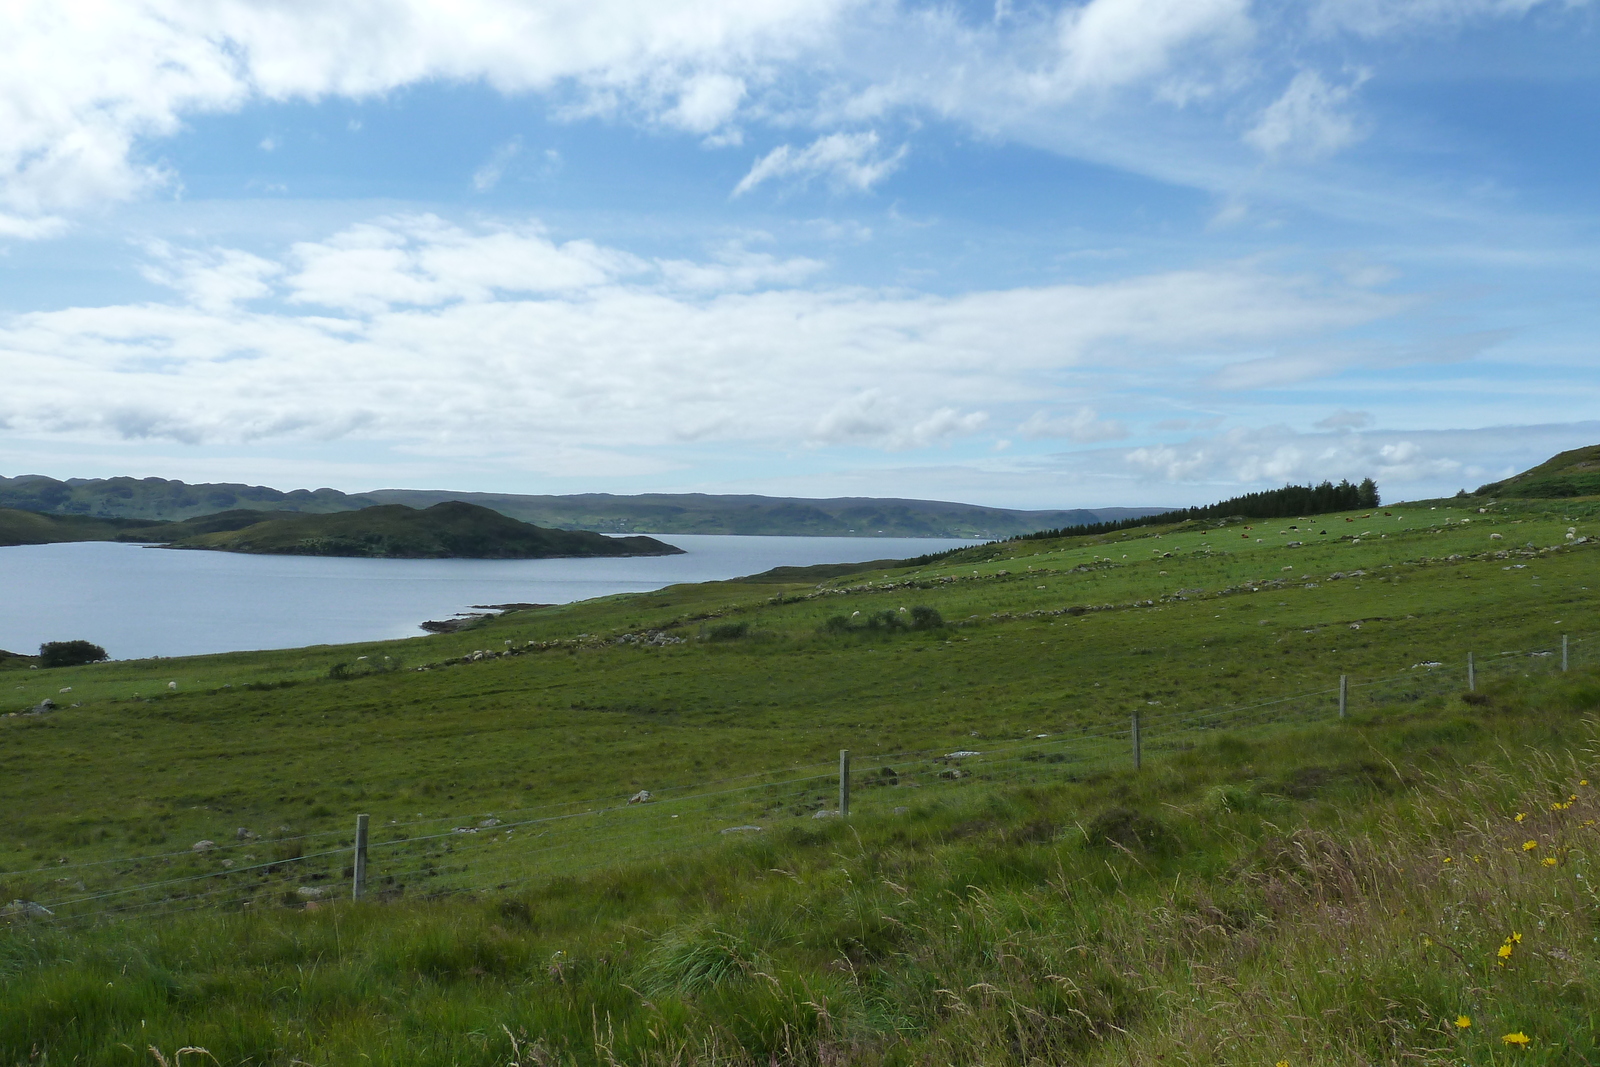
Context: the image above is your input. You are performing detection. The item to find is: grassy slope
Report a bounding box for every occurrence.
[0,507,167,547]
[1476,444,1600,498]
[172,502,685,558]
[3,495,1599,1064]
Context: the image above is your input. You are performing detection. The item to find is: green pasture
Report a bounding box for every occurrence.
[2,498,1595,886]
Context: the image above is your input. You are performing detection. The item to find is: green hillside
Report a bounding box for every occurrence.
[0,474,371,520]
[0,506,168,547]
[1476,443,1600,499]
[2,491,1597,1064]
[170,501,683,558]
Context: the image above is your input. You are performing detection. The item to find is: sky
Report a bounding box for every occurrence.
[1,0,1597,510]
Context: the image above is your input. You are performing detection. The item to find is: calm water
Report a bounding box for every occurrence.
[0,535,978,659]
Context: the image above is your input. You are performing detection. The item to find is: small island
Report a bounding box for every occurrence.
[0,501,682,558]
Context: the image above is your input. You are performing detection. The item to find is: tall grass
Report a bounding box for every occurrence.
[5,669,1600,1064]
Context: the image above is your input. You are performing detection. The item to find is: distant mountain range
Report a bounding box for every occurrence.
[0,475,1169,539]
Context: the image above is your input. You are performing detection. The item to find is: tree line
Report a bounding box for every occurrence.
[1017,478,1380,542]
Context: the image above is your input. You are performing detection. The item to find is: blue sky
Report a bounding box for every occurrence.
[1,0,1597,509]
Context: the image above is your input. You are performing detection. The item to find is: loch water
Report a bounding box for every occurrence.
[0,535,979,659]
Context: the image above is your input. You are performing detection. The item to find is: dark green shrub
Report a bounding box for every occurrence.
[909,605,944,630]
[707,621,749,641]
[37,640,107,668]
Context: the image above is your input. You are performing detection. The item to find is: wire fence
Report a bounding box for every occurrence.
[3,631,1589,928]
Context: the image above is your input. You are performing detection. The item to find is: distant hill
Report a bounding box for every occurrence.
[361,490,1161,539]
[0,506,305,548]
[0,474,1166,538]
[1475,444,1600,499]
[167,502,683,559]
[0,474,371,520]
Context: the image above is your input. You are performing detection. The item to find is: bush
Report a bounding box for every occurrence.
[37,640,107,668]
[820,606,943,636]
[707,621,749,641]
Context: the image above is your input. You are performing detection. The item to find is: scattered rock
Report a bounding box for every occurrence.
[2,899,53,920]
[479,817,501,828]
[813,809,839,819]
[295,886,330,900]
[192,840,216,852]
[628,790,653,804]
[167,681,177,690]
[945,750,981,759]
[235,827,256,840]
[892,806,910,815]
[57,687,71,693]
[719,825,764,834]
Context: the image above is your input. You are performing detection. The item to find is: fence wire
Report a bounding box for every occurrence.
[3,631,1589,928]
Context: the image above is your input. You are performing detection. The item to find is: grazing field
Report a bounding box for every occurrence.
[2,494,1598,1064]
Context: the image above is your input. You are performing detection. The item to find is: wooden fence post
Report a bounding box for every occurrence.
[353,813,369,901]
[839,750,851,818]
[1468,652,1475,692]
[1339,674,1348,720]
[1131,712,1142,771]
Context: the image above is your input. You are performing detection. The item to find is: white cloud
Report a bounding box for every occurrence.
[140,242,281,313]
[0,0,845,229]
[1053,0,1252,94]
[656,243,825,291]
[0,215,1408,462]
[1019,406,1127,442]
[1205,329,1506,390]
[1311,0,1576,36]
[472,137,522,191]
[283,215,647,313]
[664,72,747,134]
[734,132,907,197]
[1245,70,1365,159]
[1314,409,1373,431]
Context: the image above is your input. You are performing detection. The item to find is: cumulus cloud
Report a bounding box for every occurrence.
[141,242,282,313]
[733,132,907,197]
[0,0,843,227]
[283,215,647,313]
[1245,70,1366,159]
[1053,0,1252,94]
[0,214,1409,461]
[664,72,747,134]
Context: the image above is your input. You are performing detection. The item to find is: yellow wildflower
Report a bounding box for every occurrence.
[1501,1032,1530,1047]
[1455,1015,1472,1029]
[1508,932,1522,943]
[1515,812,1527,822]
[1497,943,1514,961]
[1583,779,1590,786]
[1522,840,1539,851]
[1276,1061,1289,1067]
[1542,856,1558,867]
[1570,794,1579,801]
[1586,820,1596,828]
[1443,856,1452,863]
